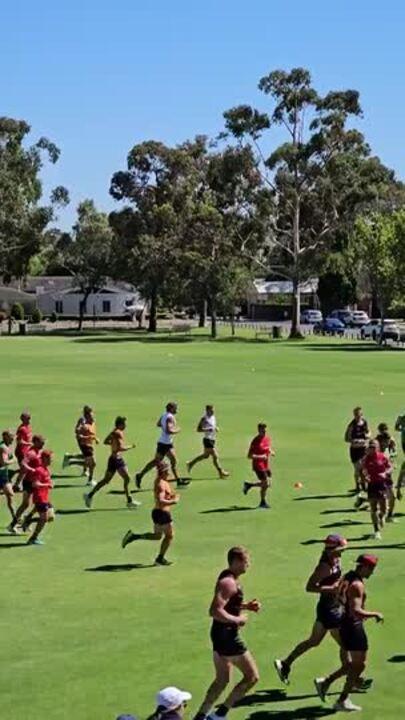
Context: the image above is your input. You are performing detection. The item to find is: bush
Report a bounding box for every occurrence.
[31,308,42,324]
[0,311,8,323]
[50,311,58,323]
[11,303,24,320]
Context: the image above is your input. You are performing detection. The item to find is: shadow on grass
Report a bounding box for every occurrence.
[85,563,156,572]
[388,655,405,663]
[52,473,82,479]
[347,543,405,550]
[200,505,255,514]
[54,483,83,489]
[237,690,337,707]
[301,535,369,546]
[0,541,27,549]
[301,342,403,353]
[319,520,369,528]
[320,508,359,515]
[293,494,350,501]
[245,707,334,719]
[56,508,90,516]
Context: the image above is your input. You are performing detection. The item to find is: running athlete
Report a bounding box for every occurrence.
[243,423,274,509]
[83,416,139,509]
[344,407,370,493]
[395,411,405,454]
[63,405,94,475]
[376,423,397,522]
[122,462,179,565]
[274,534,347,686]
[8,434,45,534]
[14,411,33,490]
[193,547,260,720]
[0,431,17,523]
[27,450,55,546]
[136,403,181,488]
[361,440,392,539]
[76,408,99,486]
[396,459,405,500]
[323,555,383,713]
[187,405,229,479]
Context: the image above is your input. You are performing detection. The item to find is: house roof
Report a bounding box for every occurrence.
[0,285,37,309]
[9,276,137,295]
[253,278,319,295]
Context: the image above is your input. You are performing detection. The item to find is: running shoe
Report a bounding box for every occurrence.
[177,478,191,487]
[258,501,270,509]
[243,482,251,495]
[314,677,328,703]
[220,470,230,478]
[355,678,373,691]
[62,453,70,469]
[354,493,367,509]
[8,525,23,535]
[83,492,92,509]
[27,538,44,546]
[127,497,141,509]
[122,530,134,549]
[155,556,172,566]
[274,659,290,685]
[386,515,398,523]
[333,699,362,712]
[374,531,382,540]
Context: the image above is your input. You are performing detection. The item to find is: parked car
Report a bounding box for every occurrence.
[360,319,400,341]
[329,309,353,326]
[350,310,370,327]
[313,318,345,336]
[300,309,323,324]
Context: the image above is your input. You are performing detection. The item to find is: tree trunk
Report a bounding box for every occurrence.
[148,287,157,332]
[210,299,217,339]
[231,307,235,337]
[378,297,385,347]
[78,291,90,332]
[198,299,207,328]
[289,197,303,339]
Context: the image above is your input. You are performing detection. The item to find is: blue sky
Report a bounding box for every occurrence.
[3,1,405,228]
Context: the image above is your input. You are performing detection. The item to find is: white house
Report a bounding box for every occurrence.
[246,278,319,319]
[37,285,145,319]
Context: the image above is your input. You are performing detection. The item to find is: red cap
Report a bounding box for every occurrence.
[324,534,347,549]
[356,554,378,567]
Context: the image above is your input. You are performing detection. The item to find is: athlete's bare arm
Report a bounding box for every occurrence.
[166,417,180,434]
[209,577,247,626]
[306,562,340,594]
[349,581,383,622]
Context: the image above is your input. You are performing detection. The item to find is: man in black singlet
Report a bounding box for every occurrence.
[321,554,383,713]
[274,534,347,686]
[193,547,260,720]
[345,407,370,494]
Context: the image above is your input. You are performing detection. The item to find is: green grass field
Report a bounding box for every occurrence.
[0,333,404,720]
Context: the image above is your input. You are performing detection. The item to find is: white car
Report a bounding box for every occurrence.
[300,309,323,324]
[361,319,400,341]
[351,310,370,327]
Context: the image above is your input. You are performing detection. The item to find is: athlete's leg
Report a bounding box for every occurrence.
[87,470,114,499]
[259,476,270,505]
[167,448,180,482]
[188,450,209,471]
[9,491,31,529]
[387,485,396,519]
[211,448,228,478]
[117,466,132,503]
[3,484,16,521]
[283,621,327,668]
[156,523,174,560]
[337,650,367,705]
[321,629,350,690]
[136,453,160,482]
[28,507,54,543]
[377,496,387,528]
[369,498,379,534]
[194,653,232,718]
[221,652,259,710]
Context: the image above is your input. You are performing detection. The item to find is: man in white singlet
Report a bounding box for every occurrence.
[187,405,229,479]
[136,402,182,488]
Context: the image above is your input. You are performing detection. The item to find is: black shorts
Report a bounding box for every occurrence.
[152,508,172,526]
[350,446,366,464]
[367,483,387,500]
[316,602,344,630]
[340,620,368,652]
[22,479,33,494]
[79,444,94,458]
[156,442,173,457]
[107,456,126,474]
[254,469,271,481]
[203,438,215,450]
[210,623,247,657]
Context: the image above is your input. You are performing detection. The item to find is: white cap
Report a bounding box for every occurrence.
[156,687,192,710]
